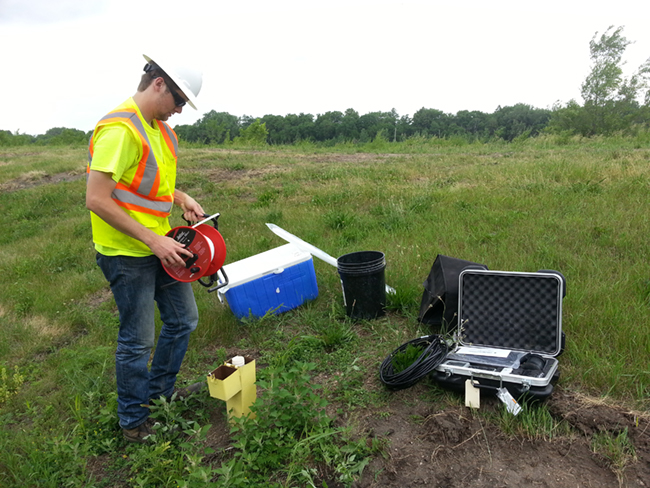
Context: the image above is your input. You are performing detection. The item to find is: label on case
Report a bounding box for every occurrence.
[456,346,511,358]
[496,387,522,415]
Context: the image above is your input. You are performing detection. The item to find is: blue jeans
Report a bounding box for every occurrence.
[96,253,198,430]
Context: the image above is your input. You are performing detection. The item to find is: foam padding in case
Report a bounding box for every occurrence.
[459,271,562,355]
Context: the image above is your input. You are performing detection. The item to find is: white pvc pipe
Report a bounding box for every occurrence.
[266,223,396,294]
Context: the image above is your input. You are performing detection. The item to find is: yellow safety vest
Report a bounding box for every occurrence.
[87,103,178,255]
[88,108,178,217]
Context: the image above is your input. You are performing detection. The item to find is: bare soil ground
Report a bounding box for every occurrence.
[0,169,84,192]
[352,386,649,488]
[82,351,650,488]
[202,351,650,488]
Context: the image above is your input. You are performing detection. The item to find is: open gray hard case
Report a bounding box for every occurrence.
[432,269,566,400]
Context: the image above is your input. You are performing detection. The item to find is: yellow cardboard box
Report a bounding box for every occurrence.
[207,365,239,401]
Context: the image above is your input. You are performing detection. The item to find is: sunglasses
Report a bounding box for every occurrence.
[170,88,187,108]
[144,64,187,107]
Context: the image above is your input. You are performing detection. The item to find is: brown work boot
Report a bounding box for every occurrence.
[122,418,155,444]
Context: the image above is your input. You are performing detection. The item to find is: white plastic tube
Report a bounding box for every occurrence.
[266,223,396,294]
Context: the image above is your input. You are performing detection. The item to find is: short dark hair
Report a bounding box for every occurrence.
[137,63,179,93]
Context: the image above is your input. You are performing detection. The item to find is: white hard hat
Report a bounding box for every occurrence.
[143,54,202,110]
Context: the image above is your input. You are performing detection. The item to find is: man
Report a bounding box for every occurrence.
[86,54,204,443]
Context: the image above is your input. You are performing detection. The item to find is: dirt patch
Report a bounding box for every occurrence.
[350,385,650,488]
[84,287,114,309]
[305,153,408,164]
[199,165,288,185]
[0,170,85,193]
[200,375,649,488]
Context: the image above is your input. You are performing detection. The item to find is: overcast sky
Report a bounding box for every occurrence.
[1,0,649,136]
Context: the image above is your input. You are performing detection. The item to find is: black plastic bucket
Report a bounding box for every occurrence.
[337,251,386,320]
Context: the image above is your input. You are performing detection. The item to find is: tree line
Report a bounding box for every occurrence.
[0,104,555,147]
[173,104,553,145]
[0,127,91,147]
[2,26,648,148]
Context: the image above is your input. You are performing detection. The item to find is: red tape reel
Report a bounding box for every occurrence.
[163,225,227,283]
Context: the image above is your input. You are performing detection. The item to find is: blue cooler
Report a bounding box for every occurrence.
[218,244,319,319]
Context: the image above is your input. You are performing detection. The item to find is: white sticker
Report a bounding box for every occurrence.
[496,387,522,415]
[456,347,511,358]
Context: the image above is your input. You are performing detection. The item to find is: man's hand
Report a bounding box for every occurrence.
[149,234,194,268]
[175,190,205,223]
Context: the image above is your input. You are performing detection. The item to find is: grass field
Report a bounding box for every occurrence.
[0,134,649,486]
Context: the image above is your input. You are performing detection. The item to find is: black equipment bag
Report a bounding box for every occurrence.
[418,255,487,332]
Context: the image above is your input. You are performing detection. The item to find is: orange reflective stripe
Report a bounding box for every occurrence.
[114,200,172,218]
[114,182,173,202]
[149,167,161,198]
[87,128,95,178]
[158,121,178,163]
[114,183,173,214]
[124,120,149,191]
[88,134,95,160]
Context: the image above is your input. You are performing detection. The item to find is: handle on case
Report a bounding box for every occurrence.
[471,378,531,393]
[471,381,499,392]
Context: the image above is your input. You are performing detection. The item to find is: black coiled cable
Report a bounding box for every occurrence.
[379,335,450,390]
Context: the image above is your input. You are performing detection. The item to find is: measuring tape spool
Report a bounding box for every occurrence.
[162,224,227,283]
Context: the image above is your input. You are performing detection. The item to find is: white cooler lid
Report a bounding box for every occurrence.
[218,244,312,293]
